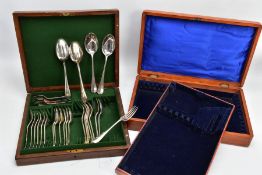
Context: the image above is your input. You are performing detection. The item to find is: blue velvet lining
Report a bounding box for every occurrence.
[199,89,247,133]
[142,16,255,82]
[133,80,247,134]
[119,83,233,175]
[133,81,167,118]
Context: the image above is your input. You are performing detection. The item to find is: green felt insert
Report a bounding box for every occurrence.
[20,88,126,155]
[19,14,116,88]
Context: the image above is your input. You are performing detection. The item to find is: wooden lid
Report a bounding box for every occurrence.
[137,10,262,89]
[13,10,119,93]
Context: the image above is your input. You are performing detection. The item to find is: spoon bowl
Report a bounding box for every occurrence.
[56,39,69,61]
[69,42,83,63]
[85,33,98,56]
[102,34,115,57]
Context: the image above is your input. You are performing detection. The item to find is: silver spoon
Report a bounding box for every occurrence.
[56,39,71,97]
[69,42,88,102]
[84,33,98,93]
[97,34,115,94]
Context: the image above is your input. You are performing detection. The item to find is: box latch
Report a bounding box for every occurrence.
[66,149,84,153]
[149,74,159,79]
[220,83,229,88]
[62,12,70,16]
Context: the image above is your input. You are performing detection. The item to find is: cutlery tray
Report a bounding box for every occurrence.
[130,77,253,146]
[128,10,262,147]
[132,79,247,134]
[116,83,234,175]
[20,89,127,155]
[13,10,130,165]
[16,88,130,165]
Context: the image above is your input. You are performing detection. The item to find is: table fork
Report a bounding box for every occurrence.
[92,106,138,143]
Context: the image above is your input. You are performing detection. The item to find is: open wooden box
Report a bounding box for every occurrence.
[128,10,262,147]
[13,9,130,165]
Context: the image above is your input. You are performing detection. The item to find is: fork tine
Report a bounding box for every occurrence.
[128,106,138,114]
[125,107,136,117]
[125,109,134,117]
[129,106,138,114]
[124,106,138,119]
[123,111,137,121]
[129,107,138,117]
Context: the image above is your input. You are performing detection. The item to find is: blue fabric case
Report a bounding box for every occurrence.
[119,82,234,175]
[142,16,255,82]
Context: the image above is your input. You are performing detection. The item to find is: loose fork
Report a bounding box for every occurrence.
[92,106,138,143]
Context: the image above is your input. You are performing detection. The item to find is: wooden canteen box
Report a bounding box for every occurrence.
[13,9,131,165]
[128,10,262,147]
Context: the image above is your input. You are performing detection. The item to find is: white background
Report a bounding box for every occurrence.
[1,0,262,174]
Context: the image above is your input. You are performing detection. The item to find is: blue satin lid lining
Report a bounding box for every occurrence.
[141,16,255,82]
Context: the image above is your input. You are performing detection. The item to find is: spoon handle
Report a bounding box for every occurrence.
[77,63,88,102]
[97,56,108,94]
[91,55,97,93]
[63,62,71,97]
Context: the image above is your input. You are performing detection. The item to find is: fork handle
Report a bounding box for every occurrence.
[92,118,122,143]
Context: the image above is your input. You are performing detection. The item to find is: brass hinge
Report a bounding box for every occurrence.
[220,83,229,88]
